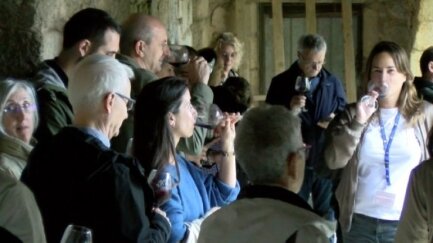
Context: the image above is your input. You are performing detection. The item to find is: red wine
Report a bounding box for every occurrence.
[169,61,188,68]
[195,122,215,129]
[154,190,171,206]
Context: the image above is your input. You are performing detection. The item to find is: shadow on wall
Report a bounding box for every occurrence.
[0,1,41,79]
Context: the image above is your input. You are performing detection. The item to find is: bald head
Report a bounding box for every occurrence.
[120,14,165,55]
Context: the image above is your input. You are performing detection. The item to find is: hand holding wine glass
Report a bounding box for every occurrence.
[357,82,388,123]
[60,225,93,243]
[294,76,310,112]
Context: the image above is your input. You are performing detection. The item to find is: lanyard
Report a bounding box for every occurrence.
[379,111,400,186]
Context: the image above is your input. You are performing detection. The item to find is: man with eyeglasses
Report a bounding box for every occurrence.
[266,34,346,239]
[198,105,336,242]
[31,8,121,144]
[21,54,170,243]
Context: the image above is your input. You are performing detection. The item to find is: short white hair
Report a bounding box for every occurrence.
[235,105,303,184]
[68,54,134,115]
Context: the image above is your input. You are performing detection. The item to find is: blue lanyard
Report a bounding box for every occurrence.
[379,111,400,186]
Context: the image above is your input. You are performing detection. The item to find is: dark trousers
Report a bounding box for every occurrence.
[299,167,340,242]
[298,167,335,220]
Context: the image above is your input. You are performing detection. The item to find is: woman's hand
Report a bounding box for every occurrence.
[214,113,241,150]
[356,90,379,124]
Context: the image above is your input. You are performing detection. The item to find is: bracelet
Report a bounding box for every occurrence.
[221,151,235,157]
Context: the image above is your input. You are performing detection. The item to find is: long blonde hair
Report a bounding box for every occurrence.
[364,41,423,124]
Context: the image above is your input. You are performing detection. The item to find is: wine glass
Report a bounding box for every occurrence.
[294,76,311,112]
[148,169,178,206]
[165,45,190,67]
[360,82,389,109]
[195,104,224,129]
[60,224,93,243]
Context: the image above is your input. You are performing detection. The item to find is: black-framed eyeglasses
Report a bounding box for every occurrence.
[3,102,36,114]
[115,92,135,111]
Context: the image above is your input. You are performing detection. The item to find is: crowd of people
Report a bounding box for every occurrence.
[1,6,433,243]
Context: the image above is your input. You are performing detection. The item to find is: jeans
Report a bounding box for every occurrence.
[298,167,335,221]
[343,214,398,243]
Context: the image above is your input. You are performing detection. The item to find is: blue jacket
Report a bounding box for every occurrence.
[266,61,346,167]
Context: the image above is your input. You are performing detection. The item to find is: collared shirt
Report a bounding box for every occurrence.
[239,184,318,215]
[77,127,110,148]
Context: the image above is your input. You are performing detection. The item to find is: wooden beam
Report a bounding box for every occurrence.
[305,0,316,33]
[341,0,357,102]
[271,0,286,74]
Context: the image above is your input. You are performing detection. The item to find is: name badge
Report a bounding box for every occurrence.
[374,191,396,208]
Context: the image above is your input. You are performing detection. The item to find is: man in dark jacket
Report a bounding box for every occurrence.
[266,34,346,223]
[414,46,433,103]
[32,8,121,144]
[22,54,170,243]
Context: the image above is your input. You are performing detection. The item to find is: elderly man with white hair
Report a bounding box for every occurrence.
[198,105,335,243]
[21,54,170,243]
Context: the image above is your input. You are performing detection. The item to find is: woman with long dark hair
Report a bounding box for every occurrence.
[133,77,240,242]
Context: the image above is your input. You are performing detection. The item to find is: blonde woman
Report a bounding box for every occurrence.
[209,32,244,86]
[324,41,433,242]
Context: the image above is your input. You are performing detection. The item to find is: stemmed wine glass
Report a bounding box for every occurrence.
[360,82,389,109]
[148,169,178,207]
[294,76,311,112]
[60,224,93,243]
[165,45,190,67]
[195,104,224,129]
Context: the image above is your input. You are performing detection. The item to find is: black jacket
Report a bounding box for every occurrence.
[414,76,433,104]
[21,127,170,243]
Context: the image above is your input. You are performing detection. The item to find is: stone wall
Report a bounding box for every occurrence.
[0,0,40,78]
[0,0,432,86]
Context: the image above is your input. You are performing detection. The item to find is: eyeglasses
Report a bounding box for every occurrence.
[297,144,312,160]
[115,93,135,111]
[3,102,36,114]
[299,54,325,67]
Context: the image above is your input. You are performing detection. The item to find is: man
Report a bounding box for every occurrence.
[113,13,212,155]
[32,8,121,144]
[21,55,170,243]
[266,34,346,223]
[198,105,336,243]
[413,46,433,103]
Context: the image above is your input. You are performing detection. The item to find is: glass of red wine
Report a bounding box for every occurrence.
[195,104,224,129]
[166,45,190,67]
[60,225,93,243]
[294,76,311,112]
[148,169,178,207]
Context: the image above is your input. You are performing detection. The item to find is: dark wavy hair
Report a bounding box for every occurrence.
[133,77,188,176]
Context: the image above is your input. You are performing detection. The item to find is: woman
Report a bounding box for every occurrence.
[209,32,244,86]
[133,77,240,243]
[0,79,38,179]
[324,41,433,242]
